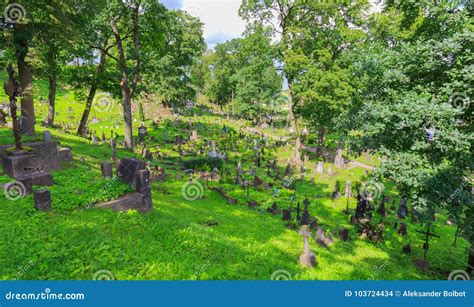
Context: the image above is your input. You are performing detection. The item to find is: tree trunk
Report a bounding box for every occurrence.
[110,4,140,151]
[317,126,325,158]
[6,65,23,151]
[17,49,35,135]
[111,19,133,150]
[232,90,235,117]
[47,73,56,126]
[287,83,303,173]
[77,49,107,137]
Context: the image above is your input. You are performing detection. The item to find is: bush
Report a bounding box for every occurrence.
[182,157,223,171]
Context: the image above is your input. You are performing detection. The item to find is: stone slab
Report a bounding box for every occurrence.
[94,192,153,213]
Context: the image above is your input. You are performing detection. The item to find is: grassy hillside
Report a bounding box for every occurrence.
[0,78,469,280]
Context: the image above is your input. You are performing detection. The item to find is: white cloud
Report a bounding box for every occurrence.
[162,0,383,49]
[181,0,246,48]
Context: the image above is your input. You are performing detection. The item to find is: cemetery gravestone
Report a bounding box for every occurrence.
[43,131,53,142]
[34,189,51,211]
[316,161,324,174]
[339,227,349,241]
[397,198,408,219]
[101,162,113,178]
[111,139,117,161]
[334,148,345,168]
[116,158,146,190]
[299,225,316,268]
[398,223,407,236]
[300,198,311,226]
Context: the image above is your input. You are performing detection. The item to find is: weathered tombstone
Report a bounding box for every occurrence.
[299,225,316,268]
[111,138,117,161]
[402,244,412,254]
[0,109,6,127]
[144,149,153,162]
[315,228,328,248]
[34,189,51,211]
[91,133,99,145]
[253,175,264,187]
[378,196,387,217]
[398,222,408,236]
[100,162,113,178]
[138,125,147,141]
[354,195,367,219]
[334,148,345,168]
[256,152,261,168]
[272,158,278,170]
[309,218,318,230]
[300,198,311,225]
[43,131,53,142]
[267,202,280,215]
[327,166,333,175]
[190,130,198,142]
[57,148,73,162]
[339,227,349,241]
[397,198,408,219]
[135,169,150,194]
[116,158,146,190]
[316,161,324,174]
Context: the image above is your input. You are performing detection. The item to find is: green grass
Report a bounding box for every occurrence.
[0,76,469,280]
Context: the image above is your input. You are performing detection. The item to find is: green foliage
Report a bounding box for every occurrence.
[182,157,223,171]
[346,3,473,232]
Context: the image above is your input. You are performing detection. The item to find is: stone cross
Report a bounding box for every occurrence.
[299,225,312,255]
[299,225,316,268]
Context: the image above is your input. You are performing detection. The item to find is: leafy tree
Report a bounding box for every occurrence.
[143,9,206,109]
[347,1,473,273]
[234,24,282,122]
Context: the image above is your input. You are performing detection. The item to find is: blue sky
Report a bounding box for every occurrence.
[161,0,246,49]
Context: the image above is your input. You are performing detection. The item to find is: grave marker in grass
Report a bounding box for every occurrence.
[415,223,440,270]
[299,225,316,268]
